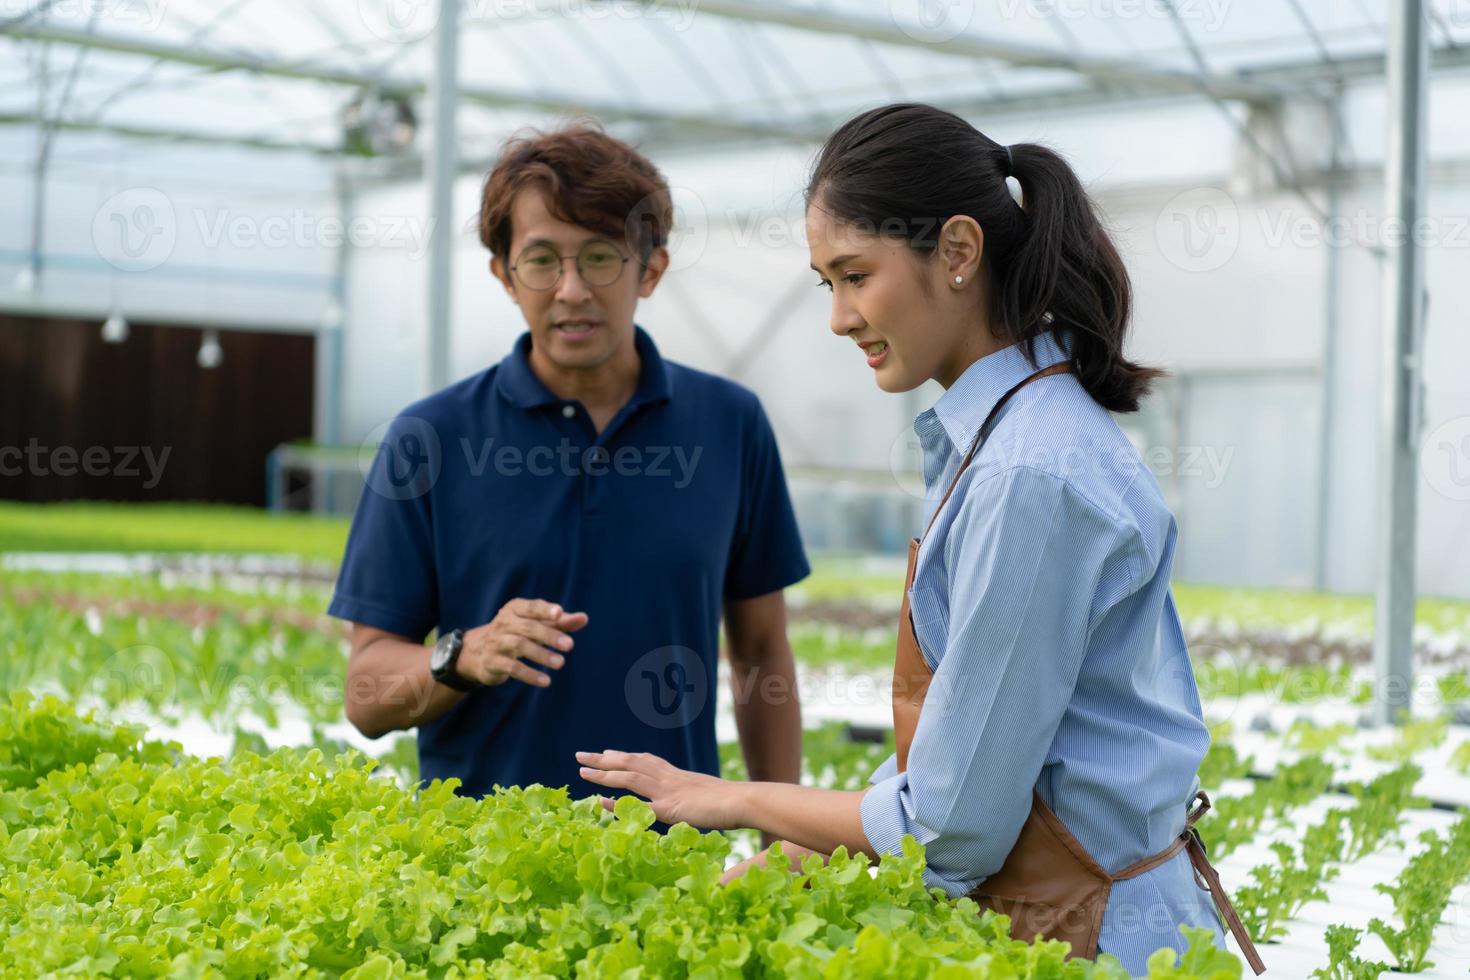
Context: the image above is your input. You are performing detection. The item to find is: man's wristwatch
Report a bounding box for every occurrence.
[429,628,477,692]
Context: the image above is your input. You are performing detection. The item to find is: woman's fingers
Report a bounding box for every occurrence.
[576,751,665,807]
[578,766,646,795]
[577,749,654,772]
[719,849,770,885]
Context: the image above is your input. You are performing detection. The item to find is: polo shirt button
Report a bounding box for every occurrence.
[588,447,610,465]
[561,404,575,418]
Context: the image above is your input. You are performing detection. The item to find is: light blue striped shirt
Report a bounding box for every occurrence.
[860,328,1227,976]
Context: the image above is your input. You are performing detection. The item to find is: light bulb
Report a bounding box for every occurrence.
[197,329,223,369]
[101,310,129,344]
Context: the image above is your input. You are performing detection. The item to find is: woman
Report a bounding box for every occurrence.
[578,103,1264,977]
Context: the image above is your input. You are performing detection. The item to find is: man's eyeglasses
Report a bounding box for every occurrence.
[509,241,632,291]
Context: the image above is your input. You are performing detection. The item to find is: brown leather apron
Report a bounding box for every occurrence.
[891,361,1265,974]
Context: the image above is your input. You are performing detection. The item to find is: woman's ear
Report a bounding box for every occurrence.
[937,215,983,289]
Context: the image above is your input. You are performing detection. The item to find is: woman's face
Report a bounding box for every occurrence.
[806,199,991,392]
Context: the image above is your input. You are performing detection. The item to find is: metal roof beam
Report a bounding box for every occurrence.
[0,111,339,153]
[1,20,820,142]
[636,0,1284,104]
[944,38,1470,118]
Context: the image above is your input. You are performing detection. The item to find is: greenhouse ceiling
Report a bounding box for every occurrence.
[4,0,1470,168]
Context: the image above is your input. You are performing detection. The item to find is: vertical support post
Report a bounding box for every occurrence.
[1372,0,1429,727]
[315,170,350,513]
[1314,87,1344,592]
[421,0,460,397]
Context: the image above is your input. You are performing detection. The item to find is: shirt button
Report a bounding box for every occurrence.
[561,404,575,418]
[588,447,610,465]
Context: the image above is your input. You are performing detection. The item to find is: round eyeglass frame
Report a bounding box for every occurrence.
[508,241,633,291]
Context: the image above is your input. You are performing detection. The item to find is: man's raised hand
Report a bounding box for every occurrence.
[460,598,588,688]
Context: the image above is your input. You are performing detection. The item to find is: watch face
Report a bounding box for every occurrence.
[431,633,453,672]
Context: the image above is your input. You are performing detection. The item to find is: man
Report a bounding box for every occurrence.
[332,122,809,826]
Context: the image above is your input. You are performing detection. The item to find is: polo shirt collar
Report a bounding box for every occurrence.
[923,327,1073,457]
[495,324,672,411]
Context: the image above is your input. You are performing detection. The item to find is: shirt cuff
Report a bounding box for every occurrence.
[868,752,898,786]
[860,771,983,898]
[326,592,431,640]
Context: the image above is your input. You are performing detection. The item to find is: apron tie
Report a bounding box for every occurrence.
[1184,792,1266,976]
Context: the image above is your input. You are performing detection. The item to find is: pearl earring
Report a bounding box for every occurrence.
[954,276,964,285]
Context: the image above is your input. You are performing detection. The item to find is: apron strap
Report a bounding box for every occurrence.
[1186,828,1268,975]
[919,359,1073,543]
[1112,792,1265,975]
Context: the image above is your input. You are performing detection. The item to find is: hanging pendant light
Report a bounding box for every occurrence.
[101,310,129,344]
[197,329,223,369]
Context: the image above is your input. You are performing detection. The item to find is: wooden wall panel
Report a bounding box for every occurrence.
[0,315,315,506]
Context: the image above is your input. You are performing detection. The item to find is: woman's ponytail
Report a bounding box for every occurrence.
[807,103,1166,413]
[1000,142,1164,412]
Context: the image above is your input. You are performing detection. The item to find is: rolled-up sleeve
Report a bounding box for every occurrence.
[860,465,1140,896]
[868,752,898,785]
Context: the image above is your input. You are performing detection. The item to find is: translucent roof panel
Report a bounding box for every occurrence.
[2,0,1467,162]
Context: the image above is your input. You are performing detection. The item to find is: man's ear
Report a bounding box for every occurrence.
[637,246,670,299]
[490,255,517,304]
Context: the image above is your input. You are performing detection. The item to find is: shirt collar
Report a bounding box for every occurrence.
[918,327,1073,459]
[495,324,672,411]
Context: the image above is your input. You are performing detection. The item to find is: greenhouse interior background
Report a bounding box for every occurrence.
[3,0,1470,976]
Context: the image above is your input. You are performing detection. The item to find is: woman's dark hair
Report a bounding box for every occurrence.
[806,102,1164,413]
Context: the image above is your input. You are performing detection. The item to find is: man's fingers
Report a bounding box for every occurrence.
[501,635,565,670]
[510,616,575,653]
[509,598,589,626]
[510,597,561,620]
[555,611,590,631]
[486,654,551,688]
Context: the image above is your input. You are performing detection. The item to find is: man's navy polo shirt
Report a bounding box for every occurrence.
[328,326,810,799]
